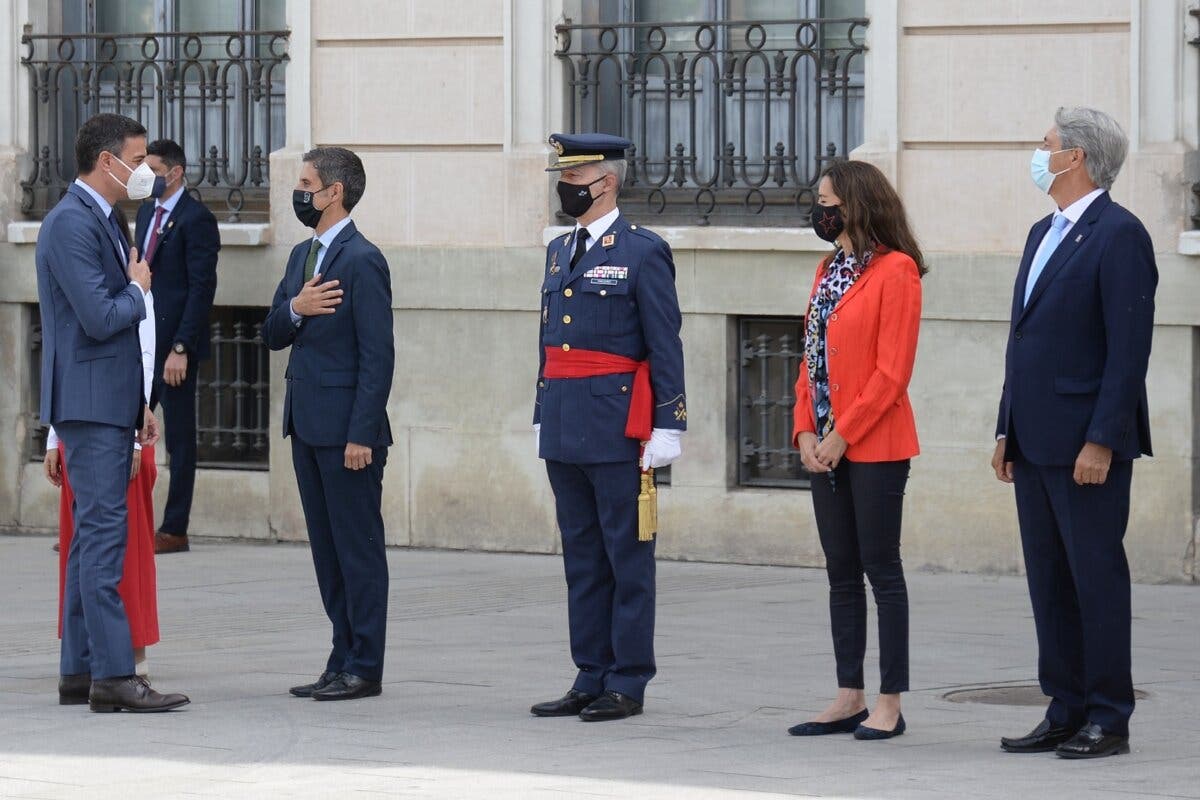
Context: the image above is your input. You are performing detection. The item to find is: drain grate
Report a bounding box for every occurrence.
[943,685,1149,706]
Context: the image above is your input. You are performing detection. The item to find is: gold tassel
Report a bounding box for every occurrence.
[638,469,657,542]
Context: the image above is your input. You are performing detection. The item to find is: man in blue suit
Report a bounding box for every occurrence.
[530,133,687,722]
[37,113,189,712]
[264,147,394,701]
[135,138,220,554]
[993,107,1156,759]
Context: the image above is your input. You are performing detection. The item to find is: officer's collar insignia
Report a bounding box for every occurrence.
[602,233,615,248]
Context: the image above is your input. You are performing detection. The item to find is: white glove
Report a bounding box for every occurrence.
[533,423,541,459]
[641,428,683,471]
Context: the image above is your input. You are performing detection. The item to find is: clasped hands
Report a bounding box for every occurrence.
[797,429,847,473]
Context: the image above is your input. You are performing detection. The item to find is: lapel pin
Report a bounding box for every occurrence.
[602,234,615,247]
[1075,234,1082,243]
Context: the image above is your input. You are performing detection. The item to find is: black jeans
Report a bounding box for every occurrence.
[809,458,910,694]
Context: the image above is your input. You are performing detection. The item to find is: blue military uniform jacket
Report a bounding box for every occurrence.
[535,213,686,464]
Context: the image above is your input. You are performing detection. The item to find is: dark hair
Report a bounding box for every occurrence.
[75,113,147,174]
[302,147,366,212]
[820,160,927,277]
[147,138,187,170]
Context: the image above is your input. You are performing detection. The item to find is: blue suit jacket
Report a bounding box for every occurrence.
[134,190,220,362]
[996,192,1156,465]
[535,215,687,464]
[264,221,394,448]
[35,183,146,428]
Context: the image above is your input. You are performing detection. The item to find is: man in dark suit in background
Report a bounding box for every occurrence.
[993,107,1157,759]
[136,139,220,555]
[37,113,188,712]
[264,147,394,701]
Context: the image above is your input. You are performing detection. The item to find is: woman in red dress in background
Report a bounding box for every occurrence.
[44,282,160,676]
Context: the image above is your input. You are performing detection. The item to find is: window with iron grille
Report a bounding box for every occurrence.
[27,305,49,462]
[21,0,287,223]
[555,0,867,226]
[738,316,810,488]
[195,306,270,469]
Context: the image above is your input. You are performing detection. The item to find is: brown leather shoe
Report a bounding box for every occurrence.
[154,532,190,554]
[89,676,190,712]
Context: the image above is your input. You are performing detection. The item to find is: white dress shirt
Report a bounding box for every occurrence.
[571,206,621,255]
[1025,187,1105,292]
[141,184,186,252]
[289,216,355,326]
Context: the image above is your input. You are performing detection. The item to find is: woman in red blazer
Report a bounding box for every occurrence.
[788,161,925,741]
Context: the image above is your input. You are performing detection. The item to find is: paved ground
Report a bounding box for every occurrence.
[0,534,1196,800]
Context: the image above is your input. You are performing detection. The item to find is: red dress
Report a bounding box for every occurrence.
[57,443,160,648]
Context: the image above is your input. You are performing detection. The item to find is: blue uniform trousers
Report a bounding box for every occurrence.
[56,421,137,680]
[1013,455,1135,736]
[546,459,656,703]
[291,436,389,682]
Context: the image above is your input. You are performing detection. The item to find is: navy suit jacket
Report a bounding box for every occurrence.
[535,215,687,464]
[264,221,394,448]
[996,192,1156,465]
[35,183,146,428]
[134,190,220,362]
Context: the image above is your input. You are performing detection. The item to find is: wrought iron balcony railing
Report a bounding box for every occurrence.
[20,28,288,223]
[555,16,867,226]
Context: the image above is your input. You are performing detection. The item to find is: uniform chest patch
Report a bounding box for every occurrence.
[582,266,628,281]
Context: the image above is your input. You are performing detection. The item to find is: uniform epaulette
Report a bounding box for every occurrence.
[626,223,665,245]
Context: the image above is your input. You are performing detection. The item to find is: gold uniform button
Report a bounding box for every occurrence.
[564,288,573,298]
[621,385,628,393]
[538,381,545,388]
[630,224,638,230]
[562,343,570,352]
[599,290,607,296]
[563,315,572,324]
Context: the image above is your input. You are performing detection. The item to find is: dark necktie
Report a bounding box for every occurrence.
[303,239,324,282]
[144,205,167,265]
[108,211,128,265]
[570,229,590,270]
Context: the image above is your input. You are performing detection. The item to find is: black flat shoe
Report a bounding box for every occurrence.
[89,676,190,713]
[788,708,869,736]
[1001,718,1078,753]
[289,670,340,698]
[854,713,905,740]
[1056,724,1130,759]
[311,672,382,701]
[58,673,91,706]
[579,691,643,721]
[530,689,597,717]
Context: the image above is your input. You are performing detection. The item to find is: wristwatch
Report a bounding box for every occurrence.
[172,342,186,355]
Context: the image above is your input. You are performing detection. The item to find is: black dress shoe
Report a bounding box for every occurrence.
[89,676,190,713]
[311,672,382,701]
[58,673,91,706]
[854,714,906,740]
[579,691,643,721]
[1001,718,1078,753]
[1056,723,1130,759]
[289,671,340,698]
[788,708,868,736]
[530,689,598,717]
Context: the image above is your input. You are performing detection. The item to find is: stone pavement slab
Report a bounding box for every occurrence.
[0,535,1197,799]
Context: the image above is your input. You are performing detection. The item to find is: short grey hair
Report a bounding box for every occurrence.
[596,158,628,192]
[1054,107,1128,191]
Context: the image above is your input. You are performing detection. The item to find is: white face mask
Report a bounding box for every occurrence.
[108,155,158,200]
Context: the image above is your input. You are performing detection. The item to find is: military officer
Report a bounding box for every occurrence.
[531,133,687,722]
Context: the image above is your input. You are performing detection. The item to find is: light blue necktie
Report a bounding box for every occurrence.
[1024,213,1070,305]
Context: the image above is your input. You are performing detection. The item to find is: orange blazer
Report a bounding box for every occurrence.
[793,248,922,462]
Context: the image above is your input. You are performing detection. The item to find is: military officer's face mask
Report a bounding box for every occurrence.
[556,175,606,218]
[293,185,332,228]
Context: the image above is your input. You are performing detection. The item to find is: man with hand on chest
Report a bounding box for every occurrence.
[531,133,687,722]
[135,139,220,555]
[264,147,394,702]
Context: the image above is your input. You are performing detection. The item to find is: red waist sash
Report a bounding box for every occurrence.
[543,347,652,442]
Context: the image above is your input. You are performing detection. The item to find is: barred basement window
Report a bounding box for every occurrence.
[738,316,810,488]
[196,307,269,469]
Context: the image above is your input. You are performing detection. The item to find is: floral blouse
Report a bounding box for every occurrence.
[804,248,871,441]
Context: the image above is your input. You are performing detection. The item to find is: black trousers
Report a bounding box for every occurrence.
[151,367,198,535]
[809,458,910,694]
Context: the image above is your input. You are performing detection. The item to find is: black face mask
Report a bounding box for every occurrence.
[811,203,845,243]
[556,176,606,218]
[292,186,330,228]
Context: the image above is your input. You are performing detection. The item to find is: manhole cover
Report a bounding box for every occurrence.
[943,685,1149,706]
